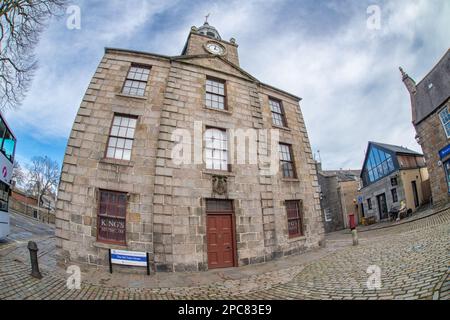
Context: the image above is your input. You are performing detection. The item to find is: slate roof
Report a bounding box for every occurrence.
[321,170,361,182]
[414,49,450,124]
[359,142,424,180]
[370,142,423,156]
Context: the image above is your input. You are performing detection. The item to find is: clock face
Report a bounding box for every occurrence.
[205,42,225,55]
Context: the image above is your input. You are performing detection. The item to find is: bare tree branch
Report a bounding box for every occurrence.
[0,0,68,111]
[11,159,25,186]
[25,155,60,208]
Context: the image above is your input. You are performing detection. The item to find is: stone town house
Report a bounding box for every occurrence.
[316,165,360,233]
[55,22,324,272]
[401,49,450,207]
[358,142,430,222]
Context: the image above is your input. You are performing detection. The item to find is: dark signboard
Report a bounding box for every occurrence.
[439,144,450,159]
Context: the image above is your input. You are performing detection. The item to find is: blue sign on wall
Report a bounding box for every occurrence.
[357,196,363,204]
[109,249,150,275]
[110,249,148,267]
[439,144,450,159]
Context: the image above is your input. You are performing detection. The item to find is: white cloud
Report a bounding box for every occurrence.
[6,0,450,171]
[8,0,182,140]
[223,0,450,170]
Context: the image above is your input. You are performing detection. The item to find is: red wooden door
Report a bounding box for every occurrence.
[207,214,234,269]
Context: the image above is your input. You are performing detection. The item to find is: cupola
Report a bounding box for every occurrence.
[197,21,221,40]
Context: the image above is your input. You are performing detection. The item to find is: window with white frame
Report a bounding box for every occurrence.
[279,143,296,178]
[270,98,287,127]
[205,78,226,110]
[439,106,450,138]
[106,115,137,161]
[204,128,228,171]
[122,65,150,96]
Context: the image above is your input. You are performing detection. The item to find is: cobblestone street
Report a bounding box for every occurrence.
[0,209,449,300]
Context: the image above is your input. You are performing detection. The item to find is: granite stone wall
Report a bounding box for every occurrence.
[55,32,324,272]
[317,174,345,233]
[55,52,170,267]
[415,100,450,206]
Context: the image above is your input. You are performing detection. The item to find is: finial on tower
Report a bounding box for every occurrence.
[399,67,408,80]
[399,66,416,95]
[399,66,418,124]
[197,15,221,40]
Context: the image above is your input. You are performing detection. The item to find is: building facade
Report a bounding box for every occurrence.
[11,188,38,206]
[358,142,430,222]
[10,188,56,224]
[55,22,324,272]
[401,49,450,207]
[317,164,360,232]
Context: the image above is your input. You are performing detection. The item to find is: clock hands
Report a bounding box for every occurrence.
[207,43,224,55]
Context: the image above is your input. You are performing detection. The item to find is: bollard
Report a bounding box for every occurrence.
[351,229,359,246]
[27,241,43,279]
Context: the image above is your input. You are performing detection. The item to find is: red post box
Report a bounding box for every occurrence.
[348,214,356,230]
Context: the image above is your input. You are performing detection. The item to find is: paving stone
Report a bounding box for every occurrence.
[0,208,449,300]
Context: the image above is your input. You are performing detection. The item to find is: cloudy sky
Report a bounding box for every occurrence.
[6,0,450,170]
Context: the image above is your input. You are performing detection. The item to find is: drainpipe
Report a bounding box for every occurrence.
[339,184,348,229]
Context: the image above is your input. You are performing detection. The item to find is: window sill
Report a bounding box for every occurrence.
[282,178,300,182]
[202,169,235,177]
[288,235,306,243]
[93,241,127,250]
[100,158,135,167]
[204,106,232,115]
[116,93,148,100]
[272,125,291,131]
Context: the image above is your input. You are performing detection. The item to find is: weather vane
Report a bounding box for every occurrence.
[205,13,210,23]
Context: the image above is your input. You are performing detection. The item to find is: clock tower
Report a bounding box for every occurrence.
[181,21,240,66]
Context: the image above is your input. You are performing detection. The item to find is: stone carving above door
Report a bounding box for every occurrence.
[212,175,228,195]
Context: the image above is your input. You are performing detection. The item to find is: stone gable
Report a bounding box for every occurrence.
[174,55,256,83]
